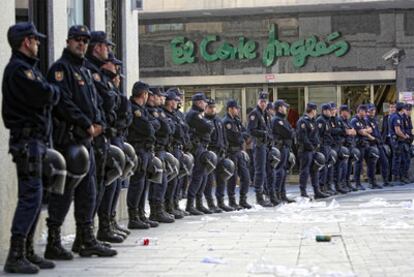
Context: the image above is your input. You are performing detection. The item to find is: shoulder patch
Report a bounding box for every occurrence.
[198,113,203,119]
[250,115,255,121]
[92,73,101,82]
[318,123,323,128]
[278,120,284,125]
[226,123,232,129]
[24,70,35,80]
[397,119,401,124]
[134,110,141,117]
[54,71,64,81]
[153,112,159,118]
[74,72,82,81]
[161,112,166,118]
[301,123,306,129]
[356,122,361,127]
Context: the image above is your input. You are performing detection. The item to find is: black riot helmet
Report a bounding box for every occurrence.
[104,145,126,186]
[312,152,326,172]
[216,158,235,181]
[64,144,90,189]
[43,148,67,195]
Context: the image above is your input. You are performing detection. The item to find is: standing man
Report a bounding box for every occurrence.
[222,100,252,210]
[402,104,413,183]
[382,102,396,182]
[296,103,329,199]
[45,25,116,259]
[273,100,295,203]
[248,92,273,207]
[185,93,214,215]
[2,22,59,274]
[350,104,377,190]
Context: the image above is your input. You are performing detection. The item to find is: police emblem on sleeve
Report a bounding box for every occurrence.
[226,123,232,129]
[301,123,306,129]
[153,112,159,118]
[198,114,203,119]
[397,120,400,124]
[92,73,101,82]
[55,71,64,81]
[134,110,141,117]
[318,123,323,128]
[250,115,255,121]
[278,120,284,125]
[24,70,35,80]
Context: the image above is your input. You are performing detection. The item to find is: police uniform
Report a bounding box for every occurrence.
[85,31,124,243]
[381,110,393,182]
[2,22,59,273]
[46,25,116,259]
[402,104,413,183]
[272,100,295,203]
[366,104,389,188]
[296,103,328,198]
[350,105,376,190]
[247,92,272,207]
[126,81,160,229]
[185,93,214,215]
[336,105,357,192]
[316,104,335,195]
[223,100,252,210]
[389,103,409,185]
[265,102,278,205]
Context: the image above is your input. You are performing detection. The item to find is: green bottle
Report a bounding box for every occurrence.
[315,235,332,242]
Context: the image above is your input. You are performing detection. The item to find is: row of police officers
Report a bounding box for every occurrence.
[2,22,413,274]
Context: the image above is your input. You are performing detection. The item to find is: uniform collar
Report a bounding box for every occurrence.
[12,50,38,66]
[276,112,286,118]
[205,113,216,120]
[62,48,84,65]
[191,104,204,112]
[86,53,106,68]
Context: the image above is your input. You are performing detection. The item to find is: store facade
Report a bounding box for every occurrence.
[139,7,413,125]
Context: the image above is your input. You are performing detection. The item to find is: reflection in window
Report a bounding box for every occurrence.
[374,84,397,116]
[67,0,84,27]
[309,86,337,113]
[15,0,29,22]
[341,85,370,113]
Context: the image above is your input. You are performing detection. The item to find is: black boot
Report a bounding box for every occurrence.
[313,186,330,199]
[345,181,358,192]
[26,235,55,269]
[4,236,39,274]
[229,195,243,210]
[149,202,175,223]
[44,226,74,260]
[217,198,235,212]
[402,175,411,184]
[174,199,189,216]
[279,190,295,203]
[185,198,204,215]
[355,183,366,190]
[392,175,405,186]
[128,209,150,229]
[97,216,124,243]
[255,193,273,207]
[110,214,131,235]
[196,196,213,214]
[78,226,117,257]
[71,228,82,254]
[165,200,184,219]
[335,183,348,194]
[138,209,159,228]
[325,183,337,195]
[206,198,223,213]
[269,193,281,206]
[369,180,383,189]
[239,195,252,209]
[300,187,310,198]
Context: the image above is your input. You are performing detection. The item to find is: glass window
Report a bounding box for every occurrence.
[67,0,84,27]
[15,0,29,22]
[309,86,337,113]
[277,87,304,129]
[374,84,397,116]
[215,88,242,118]
[341,85,370,113]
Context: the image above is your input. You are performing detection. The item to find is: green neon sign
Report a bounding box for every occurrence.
[170,24,350,68]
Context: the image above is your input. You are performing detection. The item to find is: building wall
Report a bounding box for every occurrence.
[139,9,414,79]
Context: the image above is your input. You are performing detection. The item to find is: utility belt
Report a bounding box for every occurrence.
[10,128,46,143]
[132,141,154,152]
[228,145,242,153]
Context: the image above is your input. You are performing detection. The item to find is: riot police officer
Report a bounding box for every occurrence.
[203,99,229,213]
[185,93,214,215]
[316,104,336,195]
[45,25,116,259]
[389,102,410,185]
[272,100,295,203]
[296,103,329,199]
[366,104,389,188]
[2,22,59,274]
[265,102,279,205]
[402,104,413,183]
[337,105,358,192]
[146,87,175,223]
[248,91,273,207]
[126,82,160,229]
[85,31,124,244]
[381,102,396,182]
[223,100,252,210]
[350,104,377,190]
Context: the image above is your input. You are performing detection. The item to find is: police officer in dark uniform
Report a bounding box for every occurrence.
[203,99,229,212]
[336,105,358,192]
[366,104,389,188]
[126,82,160,229]
[272,100,295,203]
[296,103,329,199]
[389,102,410,185]
[402,104,413,183]
[97,51,132,240]
[265,102,279,205]
[382,102,396,182]
[350,104,377,190]
[185,93,214,215]
[2,22,59,274]
[316,104,336,195]
[146,86,175,223]
[248,91,273,207]
[223,100,252,210]
[163,90,187,218]
[85,31,124,244]
[45,25,116,259]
